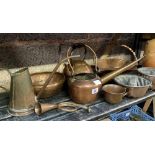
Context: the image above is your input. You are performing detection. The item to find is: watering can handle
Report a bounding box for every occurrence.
[0,68,11,93]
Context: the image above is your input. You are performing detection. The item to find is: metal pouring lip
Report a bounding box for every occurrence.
[11,67,29,76]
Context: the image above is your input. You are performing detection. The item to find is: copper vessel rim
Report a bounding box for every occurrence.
[102,84,126,95]
[31,71,63,75]
[114,74,152,88]
[138,67,155,77]
[31,72,65,86]
[71,73,99,81]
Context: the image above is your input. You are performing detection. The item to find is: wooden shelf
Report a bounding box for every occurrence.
[0,91,155,121]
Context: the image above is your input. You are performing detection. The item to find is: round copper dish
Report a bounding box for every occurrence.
[31,72,65,98]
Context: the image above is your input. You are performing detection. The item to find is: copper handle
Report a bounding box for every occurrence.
[121,44,137,61]
[67,43,87,61]
[67,43,98,76]
[58,102,90,112]
[58,102,78,112]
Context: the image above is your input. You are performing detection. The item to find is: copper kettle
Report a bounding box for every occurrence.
[64,43,97,76]
[68,56,144,104]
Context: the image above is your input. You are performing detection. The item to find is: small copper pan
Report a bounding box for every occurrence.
[102,84,127,104]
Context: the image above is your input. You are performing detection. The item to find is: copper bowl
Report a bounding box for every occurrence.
[97,45,137,71]
[31,72,65,98]
[97,58,127,70]
[114,74,152,98]
[102,84,127,104]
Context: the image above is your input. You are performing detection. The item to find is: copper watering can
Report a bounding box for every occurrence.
[0,68,36,116]
[64,43,97,76]
[67,56,144,104]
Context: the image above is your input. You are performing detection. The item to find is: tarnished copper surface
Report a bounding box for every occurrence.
[31,72,65,98]
[36,55,79,99]
[97,58,127,70]
[100,57,143,85]
[143,39,155,67]
[68,73,102,104]
[102,84,126,104]
[68,57,143,104]
[35,103,58,115]
[97,44,137,71]
[114,74,152,98]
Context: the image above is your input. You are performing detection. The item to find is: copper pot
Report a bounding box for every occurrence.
[143,39,155,67]
[64,43,97,76]
[68,57,143,104]
[31,72,65,98]
[102,84,127,104]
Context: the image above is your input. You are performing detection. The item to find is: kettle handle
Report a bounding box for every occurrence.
[67,43,87,61]
[67,43,98,75]
[0,68,11,93]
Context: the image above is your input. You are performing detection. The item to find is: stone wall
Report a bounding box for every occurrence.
[0,33,136,68]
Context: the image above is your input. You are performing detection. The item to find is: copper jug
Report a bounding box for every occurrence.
[143,39,155,67]
[64,43,97,76]
[0,68,36,116]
